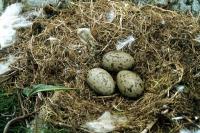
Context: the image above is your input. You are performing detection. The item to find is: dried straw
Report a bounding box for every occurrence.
[1,0,200,132]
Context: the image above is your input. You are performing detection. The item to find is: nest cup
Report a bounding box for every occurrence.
[1,0,200,132]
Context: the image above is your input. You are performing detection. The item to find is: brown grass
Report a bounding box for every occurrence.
[1,0,200,132]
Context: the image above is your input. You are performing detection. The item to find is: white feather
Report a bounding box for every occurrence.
[0,55,15,75]
[172,116,184,120]
[106,9,116,23]
[116,35,135,50]
[194,35,200,43]
[0,3,32,50]
[176,85,185,92]
[83,111,127,133]
[180,128,200,133]
[26,0,59,7]
[77,28,94,45]
[1,3,22,17]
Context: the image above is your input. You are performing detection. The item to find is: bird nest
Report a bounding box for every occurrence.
[1,0,200,132]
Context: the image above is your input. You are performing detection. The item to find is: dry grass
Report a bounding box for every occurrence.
[1,0,200,132]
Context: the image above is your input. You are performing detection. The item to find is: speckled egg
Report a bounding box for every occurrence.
[87,68,115,95]
[102,51,134,71]
[117,70,144,98]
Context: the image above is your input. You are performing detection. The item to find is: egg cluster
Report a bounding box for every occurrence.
[87,51,144,98]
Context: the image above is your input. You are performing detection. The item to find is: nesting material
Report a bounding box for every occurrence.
[77,28,96,45]
[116,35,135,50]
[3,0,200,132]
[176,85,185,92]
[172,116,184,121]
[77,28,98,56]
[83,111,127,133]
[105,9,116,23]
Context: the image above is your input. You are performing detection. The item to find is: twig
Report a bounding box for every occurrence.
[185,116,200,128]
[140,119,158,133]
[17,90,29,126]
[141,109,169,133]
[0,76,10,84]
[17,90,26,115]
[50,121,72,128]
[79,127,93,133]
[1,106,16,117]
[3,111,37,133]
[92,94,118,99]
[141,4,177,15]
[0,70,17,84]
[50,121,92,133]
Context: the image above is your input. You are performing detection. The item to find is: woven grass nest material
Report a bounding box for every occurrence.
[1,0,200,132]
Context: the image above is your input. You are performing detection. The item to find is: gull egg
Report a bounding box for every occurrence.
[87,68,115,95]
[117,70,144,98]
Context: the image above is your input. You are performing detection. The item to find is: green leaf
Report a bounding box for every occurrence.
[23,84,76,97]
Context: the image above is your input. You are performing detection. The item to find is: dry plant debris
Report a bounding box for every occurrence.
[1,0,200,132]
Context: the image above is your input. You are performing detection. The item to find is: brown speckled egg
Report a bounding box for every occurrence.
[87,68,115,95]
[117,70,144,98]
[102,51,134,71]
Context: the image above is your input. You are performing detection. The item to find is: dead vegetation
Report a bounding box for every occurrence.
[1,0,200,132]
